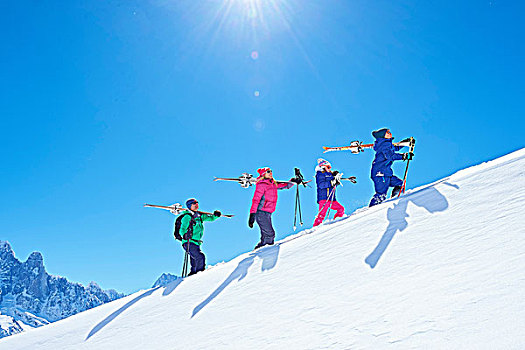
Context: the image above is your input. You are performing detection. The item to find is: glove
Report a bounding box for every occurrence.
[403,152,414,161]
[331,172,343,186]
[331,170,339,176]
[248,213,256,228]
[213,210,221,217]
[183,230,192,241]
[290,177,302,184]
[349,176,357,184]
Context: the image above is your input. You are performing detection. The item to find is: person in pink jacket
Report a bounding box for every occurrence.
[248,167,297,249]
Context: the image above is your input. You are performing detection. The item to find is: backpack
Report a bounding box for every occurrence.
[173,213,193,241]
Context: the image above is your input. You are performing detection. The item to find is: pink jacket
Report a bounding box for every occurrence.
[250,178,293,214]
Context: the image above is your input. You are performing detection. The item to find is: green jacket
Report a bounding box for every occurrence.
[179,212,218,246]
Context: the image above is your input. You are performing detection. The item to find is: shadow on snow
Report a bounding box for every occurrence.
[365,183,458,268]
[85,277,184,341]
[85,286,162,340]
[192,244,280,317]
[85,182,457,337]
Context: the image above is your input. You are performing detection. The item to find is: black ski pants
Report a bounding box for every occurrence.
[183,242,206,275]
[255,210,275,246]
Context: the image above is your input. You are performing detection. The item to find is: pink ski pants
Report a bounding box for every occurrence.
[313,200,345,226]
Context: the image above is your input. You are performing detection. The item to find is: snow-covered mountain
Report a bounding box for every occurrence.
[151,273,179,288]
[0,313,24,338]
[0,241,123,339]
[1,148,524,349]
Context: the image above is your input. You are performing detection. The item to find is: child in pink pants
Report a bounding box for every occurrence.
[314,158,345,226]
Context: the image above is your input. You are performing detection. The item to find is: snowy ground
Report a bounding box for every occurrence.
[1,149,524,349]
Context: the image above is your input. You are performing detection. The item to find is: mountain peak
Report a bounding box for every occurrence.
[0,240,14,258]
[152,273,179,288]
[87,281,101,290]
[25,251,44,269]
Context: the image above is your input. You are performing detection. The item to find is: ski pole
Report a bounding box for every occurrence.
[293,185,304,230]
[181,243,189,277]
[293,185,299,230]
[297,185,303,226]
[398,137,416,197]
[292,168,306,231]
[315,185,336,223]
[325,185,337,223]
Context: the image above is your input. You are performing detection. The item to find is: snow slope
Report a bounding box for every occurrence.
[1,149,524,349]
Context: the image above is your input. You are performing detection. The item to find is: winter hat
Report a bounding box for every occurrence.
[372,128,389,139]
[257,167,271,176]
[317,158,331,169]
[186,198,198,209]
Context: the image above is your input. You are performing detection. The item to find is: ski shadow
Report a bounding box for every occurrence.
[365,183,458,269]
[86,286,161,341]
[191,245,280,317]
[163,278,184,296]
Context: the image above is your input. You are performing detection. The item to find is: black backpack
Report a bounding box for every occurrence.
[173,213,194,241]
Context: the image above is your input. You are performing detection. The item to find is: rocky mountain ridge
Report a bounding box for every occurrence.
[0,240,123,338]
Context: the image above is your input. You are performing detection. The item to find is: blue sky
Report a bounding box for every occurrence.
[1,0,523,294]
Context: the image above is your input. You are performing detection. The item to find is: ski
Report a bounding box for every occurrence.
[323,140,409,153]
[214,173,310,188]
[214,173,257,188]
[143,203,234,218]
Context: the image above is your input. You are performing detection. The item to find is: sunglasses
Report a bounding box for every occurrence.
[266,169,272,173]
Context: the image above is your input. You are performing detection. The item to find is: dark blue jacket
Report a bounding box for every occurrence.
[316,169,336,203]
[370,138,404,178]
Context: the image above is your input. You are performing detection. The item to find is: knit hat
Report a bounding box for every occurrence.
[257,167,271,176]
[186,198,198,209]
[372,128,389,139]
[317,158,331,169]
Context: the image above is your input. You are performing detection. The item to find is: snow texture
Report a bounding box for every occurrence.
[0,313,25,338]
[1,149,524,349]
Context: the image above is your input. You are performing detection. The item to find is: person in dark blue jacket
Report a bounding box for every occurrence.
[314,158,345,226]
[369,128,414,207]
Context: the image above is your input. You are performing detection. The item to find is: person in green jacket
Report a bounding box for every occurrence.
[179,198,221,275]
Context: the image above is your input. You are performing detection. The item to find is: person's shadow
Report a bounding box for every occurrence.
[365,183,457,269]
[85,277,185,341]
[192,244,280,317]
[85,286,162,340]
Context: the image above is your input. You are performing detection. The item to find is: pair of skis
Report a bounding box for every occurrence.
[143,203,234,218]
[322,139,413,154]
[213,173,311,188]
